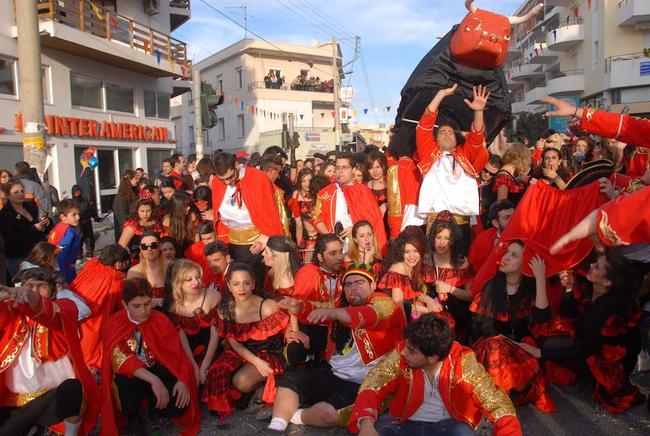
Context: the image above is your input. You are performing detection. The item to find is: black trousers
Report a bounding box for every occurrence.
[286,324,329,366]
[113,363,187,420]
[228,243,265,289]
[0,378,83,436]
[78,220,95,257]
[277,366,360,410]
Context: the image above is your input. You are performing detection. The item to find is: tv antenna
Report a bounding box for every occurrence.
[225,6,254,39]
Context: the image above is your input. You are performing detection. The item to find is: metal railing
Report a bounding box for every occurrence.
[248,80,335,93]
[548,17,584,34]
[170,0,190,9]
[605,52,648,73]
[547,69,585,80]
[36,0,191,74]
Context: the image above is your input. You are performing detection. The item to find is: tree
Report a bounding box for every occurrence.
[513,112,547,144]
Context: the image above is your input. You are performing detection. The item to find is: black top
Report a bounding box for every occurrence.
[0,202,47,258]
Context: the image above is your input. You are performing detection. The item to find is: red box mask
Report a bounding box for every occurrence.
[450,8,511,70]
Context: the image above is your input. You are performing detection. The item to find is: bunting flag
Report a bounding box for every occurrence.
[588,0,592,10]
[89,1,104,20]
[240,101,244,112]
[180,65,186,77]
[112,17,119,33]
[553,29,557,42]
[363,109,368,114]
[386,106,391,112]
[573,6,579,19]
[143,41,150,54]
[234,97,239,105]
[299,114,304,120]
[155,50,161,64]
[166,45,174,72]
[321,112,325,118]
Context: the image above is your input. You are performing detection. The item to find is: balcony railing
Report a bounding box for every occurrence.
[248,80,335,93]
[547,69,585,80]
[36,0,190,72]
[170,0,190,8]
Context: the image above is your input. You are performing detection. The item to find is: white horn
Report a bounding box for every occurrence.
[465,0,477,13]
[508,3,544,25]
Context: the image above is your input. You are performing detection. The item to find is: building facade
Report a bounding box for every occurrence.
[172,38,343,159]
[507,0,650,122]
[1,0,191,212]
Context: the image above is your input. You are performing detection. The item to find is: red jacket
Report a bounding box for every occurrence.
[386,156,422,239]
[597,186,650,247]
[468,227,498,272]
[185,241,217,287]
[416,110,488,178]
[579,108,650,149]
[349,342,522,436]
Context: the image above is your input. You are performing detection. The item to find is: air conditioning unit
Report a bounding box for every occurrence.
[144,0,159,16]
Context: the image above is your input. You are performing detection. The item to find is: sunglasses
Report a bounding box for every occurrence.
[482,168,497,177]
[140,242,159,251]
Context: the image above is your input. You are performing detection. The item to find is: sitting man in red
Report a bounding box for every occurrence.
[416,84,490,250]
[468,199,514,271]
[386,155,424,239]
[268,264,406,432]
[312,152,387,251]
[350,314,521,436]
[184,221,218,286]
[0,268,98,435]
[100,278,200,436]
[211,152,285,286]
[204,240,232,294]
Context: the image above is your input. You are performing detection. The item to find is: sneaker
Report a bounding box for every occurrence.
[255,404,273,421]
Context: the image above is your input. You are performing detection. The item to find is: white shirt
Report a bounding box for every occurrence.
[334,184,354,230]
[330,341,381,384]
[409,365,452,423]
[418,152,479,216]
[218,166,254,229]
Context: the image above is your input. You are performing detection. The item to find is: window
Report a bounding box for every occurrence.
[217,117,225,140]
[42,66,51,104]
[0,57,17,97]
[144,90,170,119]
[70,73,102,109]
[592,40,599,69]
[188,91,193,106]
[105,82,134,113]
[189,125,194,144]
[236,68,243,89]
[217,74,223,94]
[237,114,245,138]
[147,148,173,178]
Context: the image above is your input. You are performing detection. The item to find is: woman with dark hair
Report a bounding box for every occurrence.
[365,151,388,217]
[193,185,213,222]
[352,161,368,185]
[160,236,178,261]
[320,162,336,183]
[426,211,474,341]
[345,220,382,267]
[378,227,442,321]
[531,147,570,189]
[162,192,199,252]
[0,169,12,210]
[537,252,645,413]
[204,262,290,418]
[20,241,57,271]
[126,230,169,304]
[288,168,315,247]
[470,241,554,412]
[0,179,48,278]
[112,169,137,242]
[118,199,161,258]
[295,174,330,264]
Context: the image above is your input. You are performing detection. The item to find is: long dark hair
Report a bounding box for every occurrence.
[218,262,266,322]
[381,227,427,288]
[129,198,155,221]
[427,213,466,267]
[166,193,194,247]
[117,169,137,202]
[294,168,313,194]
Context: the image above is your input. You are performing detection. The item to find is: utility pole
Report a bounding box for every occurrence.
[192,68,204,159]
[15,1,46,177]
[332,37,341,151]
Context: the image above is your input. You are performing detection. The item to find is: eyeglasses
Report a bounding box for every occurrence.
[217,171,237,183]
[140,242,159,251]
[482,168,498,177]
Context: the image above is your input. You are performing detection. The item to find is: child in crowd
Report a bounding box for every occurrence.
[48,198,81,283]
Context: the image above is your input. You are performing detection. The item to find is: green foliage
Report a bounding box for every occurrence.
[513,112,547,144]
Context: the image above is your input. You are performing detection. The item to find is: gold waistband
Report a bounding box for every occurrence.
[426,212,470,230]
[228,226,261,245]
[2,387,52,407]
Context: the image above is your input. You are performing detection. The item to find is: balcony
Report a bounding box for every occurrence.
[31,0,191,79]
[524,42,559,63]
[618,0,650,28]
[545,70,584,96]
[169,0,191,32]
[524,86,548,105]
[606,53,650,89]
[546,22,584,51]
[510,63,545,81]
[247,80,335,102]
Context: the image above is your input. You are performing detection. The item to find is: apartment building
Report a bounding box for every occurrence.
[0,0,191,212]
[172,38,343,158]
[507,0,650,124]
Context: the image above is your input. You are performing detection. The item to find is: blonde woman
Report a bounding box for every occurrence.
[165,259,221,385]
[126,230,169,306]
[493,142,531,206]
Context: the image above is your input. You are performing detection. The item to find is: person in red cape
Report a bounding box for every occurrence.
[211,152,284,286]
[71,244,130,372]
[350,314,522,436]
[184,221,218,287]
[386,155,424,239]
[0,268,99,435]
[100,278,200,436]
[260,154,291,236]
[312,152,387,252]
[267,264,405,433]
[468,199,514,272]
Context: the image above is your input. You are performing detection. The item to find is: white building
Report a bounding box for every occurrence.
[0,0,191,212]
[507,0,650,120]
[172,38,344,159]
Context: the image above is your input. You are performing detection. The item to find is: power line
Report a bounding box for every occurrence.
[270,0,346,46]
[275,0,356,47]
[360,48,378,123]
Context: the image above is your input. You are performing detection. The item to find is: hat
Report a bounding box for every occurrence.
[342,263,376,284]
[565,159,614,190]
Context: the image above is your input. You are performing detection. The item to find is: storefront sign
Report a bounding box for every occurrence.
[16,113,171,142]
[641,61,650,76]
[304,133,320,142]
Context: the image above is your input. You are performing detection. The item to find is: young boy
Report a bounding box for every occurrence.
[48,199,81,284]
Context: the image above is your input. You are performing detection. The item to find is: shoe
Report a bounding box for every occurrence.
[126,418,147,436]
[255,404,273,421]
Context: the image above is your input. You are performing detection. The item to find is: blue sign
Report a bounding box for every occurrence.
[641,61,650,76]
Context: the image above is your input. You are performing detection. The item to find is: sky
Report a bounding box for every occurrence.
[174,0,522,125]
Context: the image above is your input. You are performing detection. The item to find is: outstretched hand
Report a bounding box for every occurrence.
[435,83,458,100]
[464,85,490,112]
[542,96,580,118]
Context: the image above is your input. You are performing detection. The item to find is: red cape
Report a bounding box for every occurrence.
[341,183,388,251]
[48,222,70,246]
[185,241,217,287]
[100,310,200,436]
[71,258,125,369]
[472,181,606,295]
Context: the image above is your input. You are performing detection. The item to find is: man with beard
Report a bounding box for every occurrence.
[468,200,514,271]
[268,263,405,432]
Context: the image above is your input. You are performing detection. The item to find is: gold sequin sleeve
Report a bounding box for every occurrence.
[459,352,517,421]
[359,350,401,394]
[371,296,397,322]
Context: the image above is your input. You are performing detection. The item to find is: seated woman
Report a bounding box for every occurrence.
[377,228,443,321]
[470,241,554,412]
[494,143,531,207]
[531,147,570,190]
[287,169,315,248]
[206,262,290,419]
[165,259,221,387]
[538,252,645,413]
[19,241,57,272]
[127,230,169,305]
[161,193,200,253]
[344,220,382,268]
[118,199,162,260]
[426,212,475,342]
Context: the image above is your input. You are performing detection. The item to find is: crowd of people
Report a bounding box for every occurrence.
[0,87,649,436]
